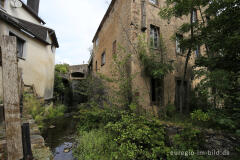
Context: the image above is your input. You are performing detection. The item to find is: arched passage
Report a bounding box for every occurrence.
[71,72,85,78]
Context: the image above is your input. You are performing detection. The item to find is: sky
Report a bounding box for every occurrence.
[24,0,111,65]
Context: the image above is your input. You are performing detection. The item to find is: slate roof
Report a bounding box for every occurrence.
[0,9,59,48]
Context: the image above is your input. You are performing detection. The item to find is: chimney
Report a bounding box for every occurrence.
[27,0,40,15]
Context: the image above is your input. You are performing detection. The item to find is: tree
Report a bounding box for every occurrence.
[159,0,240,112]
[54,64,72,104]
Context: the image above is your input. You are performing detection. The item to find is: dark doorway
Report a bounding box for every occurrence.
[151,78,164,106]
[0,105,4,123]
[175,79,188,112]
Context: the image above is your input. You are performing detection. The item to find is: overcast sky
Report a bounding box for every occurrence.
[27,0,111,65]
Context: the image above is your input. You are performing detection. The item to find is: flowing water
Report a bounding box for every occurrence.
[43,115,77,160]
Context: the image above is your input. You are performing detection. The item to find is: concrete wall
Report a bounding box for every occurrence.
[0,20,55,99]
[3,0,41,25]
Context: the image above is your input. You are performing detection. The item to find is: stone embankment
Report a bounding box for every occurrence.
[0,113,52,159]
[164,124,240,159]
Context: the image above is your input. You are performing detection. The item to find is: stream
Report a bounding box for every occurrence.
[43,115,77,160]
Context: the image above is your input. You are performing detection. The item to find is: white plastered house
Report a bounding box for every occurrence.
[0,0,59,99]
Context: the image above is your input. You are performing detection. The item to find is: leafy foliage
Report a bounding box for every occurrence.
[137,35,174,79]
[54,64,72,104]
[73,107,212,160]
[105,113,170,160]
[110,45,134,109]
[171,127,206,160]
[159,0,240,132]
[74,107,172,160]
[55,64,69,74]
[191,110,210,122]
[23,93,66,131]
[74,129,117,160]
[77,75,107,108]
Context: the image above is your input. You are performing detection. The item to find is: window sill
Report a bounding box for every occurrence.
[17,57,26,61]
[150,47,160,51]
[148,2,159,8]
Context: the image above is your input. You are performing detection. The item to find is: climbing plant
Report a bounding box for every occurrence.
[137,35,174,79]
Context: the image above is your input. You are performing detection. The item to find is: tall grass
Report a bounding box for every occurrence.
[23,93,66,131]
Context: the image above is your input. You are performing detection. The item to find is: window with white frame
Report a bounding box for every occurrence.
[101,51,106,66]
[10,32,25,58]
[150,25,160,49]
[149,0,158,5]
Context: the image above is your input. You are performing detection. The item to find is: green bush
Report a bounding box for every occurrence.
[24,93,43,119]
[207,109,239,133]
[170,127,207,160]
[44,104,66,120]
[191,110,210,122]
[105,113,170,160]
[75,106,122,131]
[166,103,176,118]
[74,107,171,160]
[23,93,66,131]
[74,129,117,160]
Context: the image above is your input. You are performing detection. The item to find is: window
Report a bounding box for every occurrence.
[101,52,106,66]
[10,32,25,58]
[112,40,117,55]
[149,0,158,5]
[95,61,98,72]
[150,25,160,49]
[176,34,183,54]
[51,45,56,53]
[195,45,200,57]
[95,37,99,47]
[192,10,197,23]
[151,78,163,105]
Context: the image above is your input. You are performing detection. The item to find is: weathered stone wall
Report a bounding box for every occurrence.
[130,0,197,113]
[91,0,200,114]
[92,0,132,77]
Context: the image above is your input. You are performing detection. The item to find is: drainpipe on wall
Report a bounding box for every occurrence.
[141,0,147,32]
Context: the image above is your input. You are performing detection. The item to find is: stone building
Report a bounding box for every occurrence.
[0,0,59,100]
[89,0,201,113]
[69,64,88,104]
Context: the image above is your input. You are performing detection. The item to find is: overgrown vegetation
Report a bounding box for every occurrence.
[74,107,211,160]
[72,1,240,158]
[54,63,72,105]
[23,93,66,132]
[137,35,174,79]
[159,0,240,134]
